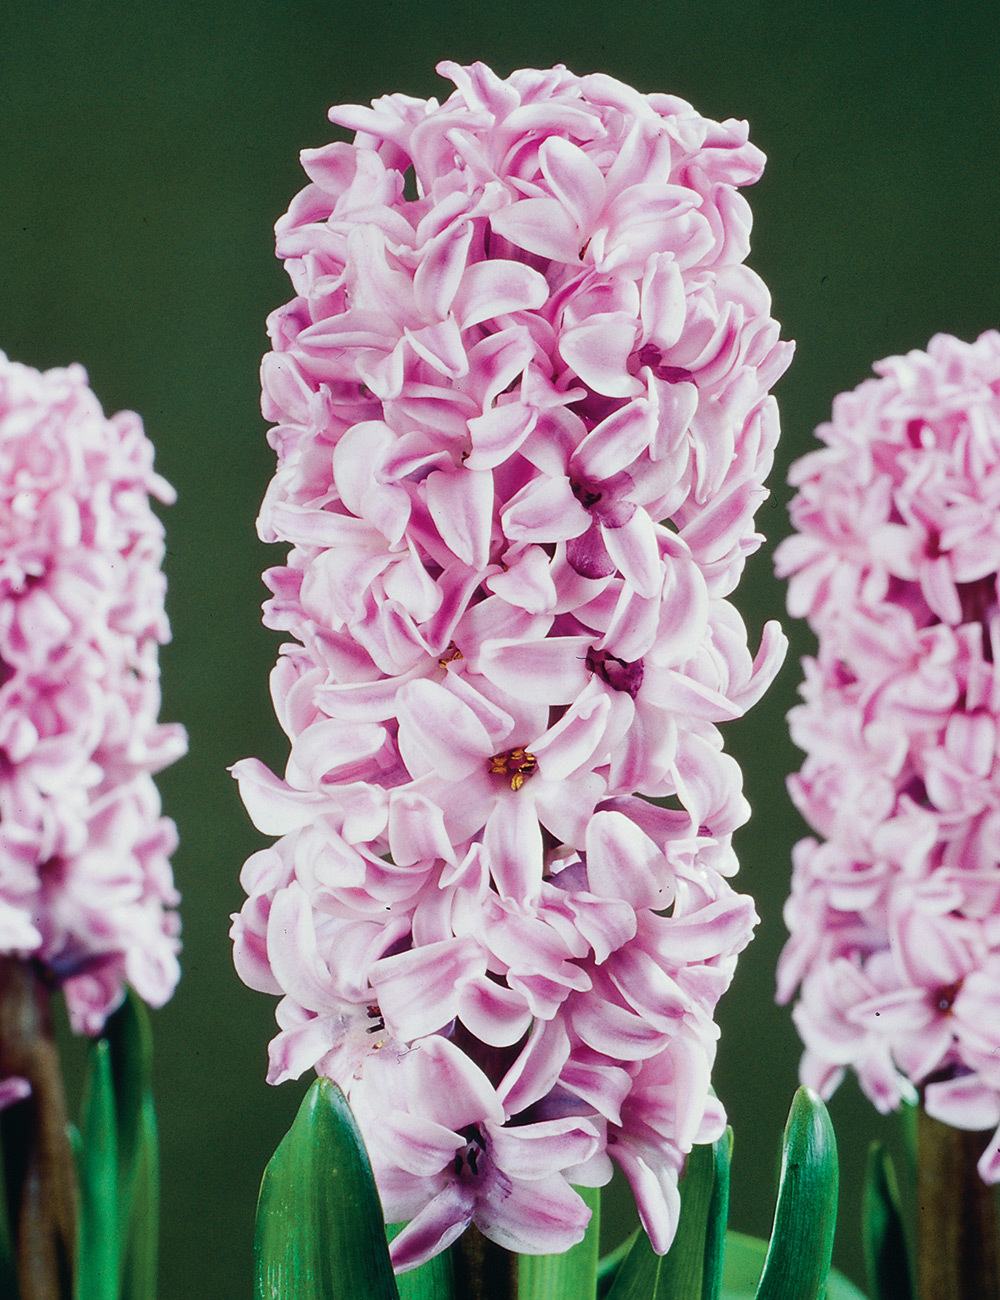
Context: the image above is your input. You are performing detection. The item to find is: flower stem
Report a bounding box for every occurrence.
[0,958,77,1300]
[917,1104,1000,1300]
[452,1225,518,1300]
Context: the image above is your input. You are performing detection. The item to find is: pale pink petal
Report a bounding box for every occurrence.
[602,511,662,598]
[559,316,644,398]
[453,261,550,329]
[396,679,492,780]
[483,789,544,905]
[425,467,494,569]
[0,1077,30,1110]
[477,1175,591,1254]
[230,759,329,835]
[413,221,475,320]
[480,636,591,703]
[372,938,483,1038]
[538,137,606,231]
[586,810,667,910]
[489,198,581,262]
[389,1184,476,1273]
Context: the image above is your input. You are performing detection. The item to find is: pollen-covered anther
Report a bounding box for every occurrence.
[488,746,537,790]
[437,642,463,668]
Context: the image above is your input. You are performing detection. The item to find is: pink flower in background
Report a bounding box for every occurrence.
[0,355,186,1034]
[233,59,790,1268]
[776,330,1000,1183]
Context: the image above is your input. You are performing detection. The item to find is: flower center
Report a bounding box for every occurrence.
[586,646,644,699]
[489,747,537,791]
[630,343,693,383]
[453,1124,486,1178]
[934,980,963,1015]
[438,642,463,668]
[570,479,603,511]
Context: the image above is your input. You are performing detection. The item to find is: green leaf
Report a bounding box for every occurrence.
[386,1223,455,1300]
[896,1099,917,1180]
[753,1087,838,1300]
[104,991,158,1300]
[720,1231,768,1298]
[118,1095,158,1300]
[702,1130,732,1300]
[720,1233,868,1300]
[519,1184,601,1300]
[861,1143,913,1300]
[74,1038,120,1300]
[255,1078,399,1300]
[655,1142,716,1299]
[604,1227,661,1300]
[0,1119,20,1300]
[598,1230,640,1299]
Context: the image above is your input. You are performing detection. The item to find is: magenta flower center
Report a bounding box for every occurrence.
[586,646,644,699]
[934,981,963,1015]
[629,343,694,384]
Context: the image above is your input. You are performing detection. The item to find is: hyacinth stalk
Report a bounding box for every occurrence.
[0,356,185,1300]
[232,59,793,1287]
[776,330,1000,1300]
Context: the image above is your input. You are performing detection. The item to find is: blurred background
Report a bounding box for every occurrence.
[2,0,998,1293]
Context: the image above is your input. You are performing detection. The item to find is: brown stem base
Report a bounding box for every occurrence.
[917,1105,1000,1300]
[0,958,77,1300]
[452,1224,518,1300]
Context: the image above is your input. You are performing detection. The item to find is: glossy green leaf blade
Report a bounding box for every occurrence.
[75,1038,120,1300]
[255,1078,399,1300]
[720,1233,867,1300]
[105,990,158,1300]
[604,1226,661,1300]
[754,1087,838,1300]
[655,1142,715,1299]
[518,1183,600,1300]
[385,1223,455,1300]
[861,1143,913,1300]
[702,1130,732,1300]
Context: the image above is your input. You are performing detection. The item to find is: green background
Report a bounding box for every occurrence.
[2,1,998,1294]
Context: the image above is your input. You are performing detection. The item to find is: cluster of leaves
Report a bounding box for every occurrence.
[0,992,159,1300]
[255,1081,868,1300]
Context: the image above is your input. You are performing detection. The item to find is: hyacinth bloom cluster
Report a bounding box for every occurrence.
[0,355,186,1040]
[232,60,791,1268]
[776,330,1000,1183]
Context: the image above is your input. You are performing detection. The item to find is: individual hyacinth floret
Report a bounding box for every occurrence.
[232,60,791,1269]
[0,355,186,1036]
[776,329,1000,1184]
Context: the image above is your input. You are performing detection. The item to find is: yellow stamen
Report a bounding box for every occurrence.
[489,747,537,790]
[438,642,463,668]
